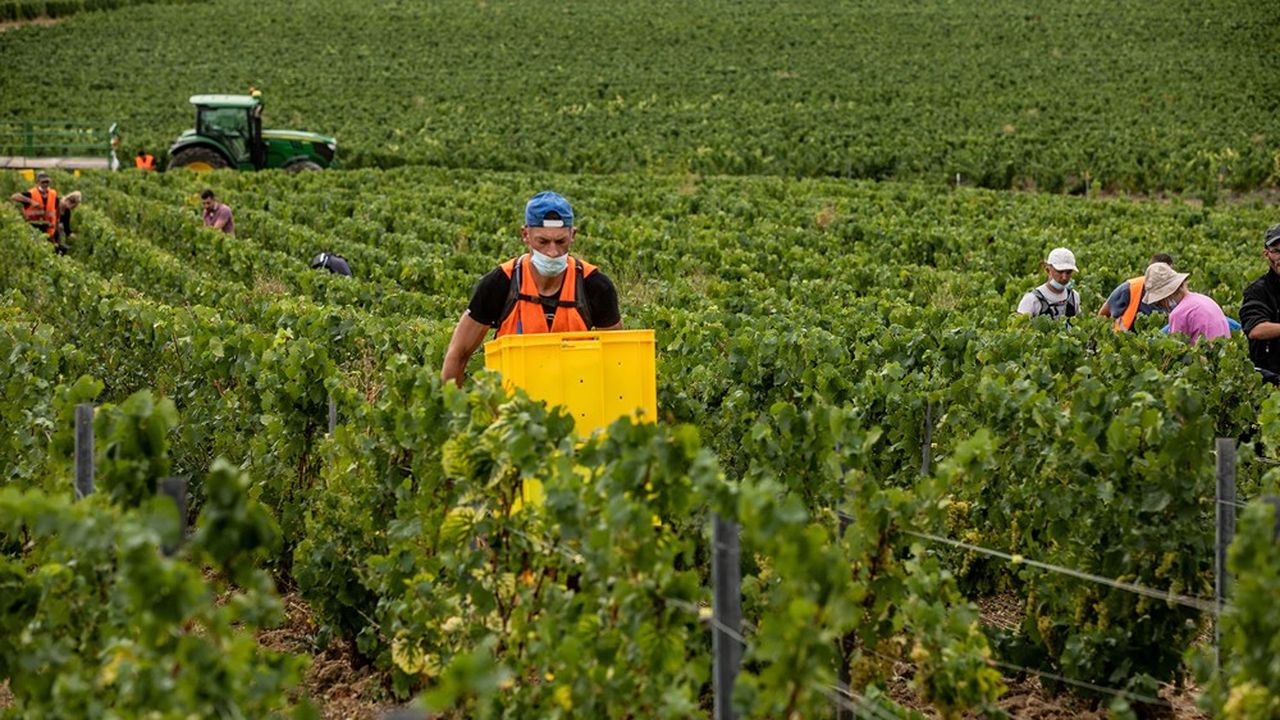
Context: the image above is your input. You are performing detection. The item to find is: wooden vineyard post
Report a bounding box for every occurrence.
[328,394,337,437]
[1214,438,1236,669]
[712,513,742,720]
[74,403,95,500]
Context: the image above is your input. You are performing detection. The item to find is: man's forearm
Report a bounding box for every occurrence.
[441,352,468,387]
[1247,321,1280,340]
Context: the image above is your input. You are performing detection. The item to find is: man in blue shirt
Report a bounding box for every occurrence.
[1096,253,1174,331]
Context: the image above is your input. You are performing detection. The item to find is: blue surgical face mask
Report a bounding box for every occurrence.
[530,249,568,277]
[1048,278,1074,292]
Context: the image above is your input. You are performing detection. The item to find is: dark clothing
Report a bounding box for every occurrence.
[325,255,351,276]
[58,208,72,239]
[313,253,352,276]
[467,263,620,331]
[1240,270,1280,383]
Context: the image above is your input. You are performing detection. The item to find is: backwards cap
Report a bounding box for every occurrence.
[525,191,574,228]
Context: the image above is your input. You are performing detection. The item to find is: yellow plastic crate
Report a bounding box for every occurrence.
[484,329,657,435]
[484,330,658,511]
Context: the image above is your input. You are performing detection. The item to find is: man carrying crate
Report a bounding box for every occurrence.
[441,191,623,387]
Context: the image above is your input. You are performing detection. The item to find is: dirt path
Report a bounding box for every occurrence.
[0,16,61,33]
[259,592,404,720]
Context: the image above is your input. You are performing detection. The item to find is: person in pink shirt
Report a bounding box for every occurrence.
[200,189,235,235]
[1141,262,1229,344]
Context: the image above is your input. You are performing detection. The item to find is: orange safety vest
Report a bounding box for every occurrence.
[22,186,57,237]
[1114,276,1144,332]
[495,254,597,337]
[135,154,156,171]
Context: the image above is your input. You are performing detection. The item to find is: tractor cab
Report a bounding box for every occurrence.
[167,94,336,172]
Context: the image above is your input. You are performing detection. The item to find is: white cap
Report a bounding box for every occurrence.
[1046,247,1077,271]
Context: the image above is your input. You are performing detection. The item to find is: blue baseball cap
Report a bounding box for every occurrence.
[525,191,574,228]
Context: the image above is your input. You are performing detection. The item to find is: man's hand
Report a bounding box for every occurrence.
[441,312,491,387]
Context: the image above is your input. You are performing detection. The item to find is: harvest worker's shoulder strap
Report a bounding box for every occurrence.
[498,255,525,326]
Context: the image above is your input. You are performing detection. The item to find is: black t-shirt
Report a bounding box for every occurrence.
[466,261,621,331]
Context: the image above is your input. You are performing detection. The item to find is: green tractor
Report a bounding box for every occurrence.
[167,95,337,172]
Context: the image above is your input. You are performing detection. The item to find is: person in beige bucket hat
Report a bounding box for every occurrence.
[1142,262,1229,343]
[1017,247,1082,320]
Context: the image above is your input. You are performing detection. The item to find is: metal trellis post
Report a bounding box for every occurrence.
[712,513,742,720]
[74,403,95,500]
[1214,438,1236,669]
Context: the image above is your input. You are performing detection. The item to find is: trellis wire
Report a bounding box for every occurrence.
[903,528,1220,614]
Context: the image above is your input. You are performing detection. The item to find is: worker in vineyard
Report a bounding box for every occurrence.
[135,150,157,171]
[55,191,82,251]
[1142,262,1229,344]
[441,191,622,387]
[1240,224,1280,384]
[201,189,235,235]
[1016,247,1081,320]
[311,251,352,277]
[9,172,61,249]
[1096,252,1175,332]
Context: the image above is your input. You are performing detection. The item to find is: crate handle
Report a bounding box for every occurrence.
[560,334,602,349]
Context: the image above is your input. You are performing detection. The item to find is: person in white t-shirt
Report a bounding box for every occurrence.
[1017,247,1082,320]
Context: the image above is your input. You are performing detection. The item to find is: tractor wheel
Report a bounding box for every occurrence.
[168,146,230,172]
[283,159,323,173]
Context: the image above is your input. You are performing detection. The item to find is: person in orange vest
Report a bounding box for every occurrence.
[135,150,157,171]
[441,191,622,387]
[9,172,61,249]
[1096,252,1175,331]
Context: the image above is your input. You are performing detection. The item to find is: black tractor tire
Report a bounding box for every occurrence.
[167,146,231,172]
[283,159,323,173]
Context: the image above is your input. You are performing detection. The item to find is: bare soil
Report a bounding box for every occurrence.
[259,592,404,720]
[1089,187,1280,207]
[0,17,60,32]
